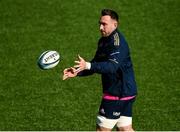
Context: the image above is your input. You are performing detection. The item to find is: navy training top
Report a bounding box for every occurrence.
[78,29,137,97]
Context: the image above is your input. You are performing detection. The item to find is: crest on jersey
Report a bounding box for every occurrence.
[113,33,120,46]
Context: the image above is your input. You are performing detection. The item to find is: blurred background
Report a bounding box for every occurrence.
[0,0,179,130]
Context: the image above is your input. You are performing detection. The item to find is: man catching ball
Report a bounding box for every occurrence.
[63,9,137,131]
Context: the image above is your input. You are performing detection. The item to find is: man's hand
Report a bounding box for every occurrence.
[74,55,86,72]
[63,67,77,80]
[63,55,90,80]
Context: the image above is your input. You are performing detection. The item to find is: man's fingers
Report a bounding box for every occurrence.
[63,74,68,80]
[70,67,76,71]
[78,54,83,60]
[64,68,71,72]
[74,65,80,68]
[69,67,76,73]
[75,68,81,72]
[63,68,69,74]
[74,61,80,64]
[63,68,68,72]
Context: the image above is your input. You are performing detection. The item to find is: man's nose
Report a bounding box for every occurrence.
[100,24,103,30]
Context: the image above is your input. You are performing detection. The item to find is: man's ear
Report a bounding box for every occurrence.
[114,22,118,28]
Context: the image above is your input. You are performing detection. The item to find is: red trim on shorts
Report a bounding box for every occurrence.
[103,93,136,101]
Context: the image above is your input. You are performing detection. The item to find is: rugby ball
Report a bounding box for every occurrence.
[37,50,60,70]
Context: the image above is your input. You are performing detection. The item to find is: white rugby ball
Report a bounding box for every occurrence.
[38,50,60,70]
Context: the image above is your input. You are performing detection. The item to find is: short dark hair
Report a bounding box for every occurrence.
[101,9,119,22]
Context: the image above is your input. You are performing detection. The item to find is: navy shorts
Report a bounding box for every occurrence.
[98,98,136,119]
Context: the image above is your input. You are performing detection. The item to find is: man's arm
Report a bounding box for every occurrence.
[74,46,128,74]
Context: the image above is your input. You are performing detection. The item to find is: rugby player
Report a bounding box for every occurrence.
[63,9,137,131]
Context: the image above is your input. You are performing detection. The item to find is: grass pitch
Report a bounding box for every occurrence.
[0,0,179,130]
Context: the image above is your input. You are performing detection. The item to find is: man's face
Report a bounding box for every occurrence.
[99,15,117,37]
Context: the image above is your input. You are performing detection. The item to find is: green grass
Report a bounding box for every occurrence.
[0,0,179,130]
